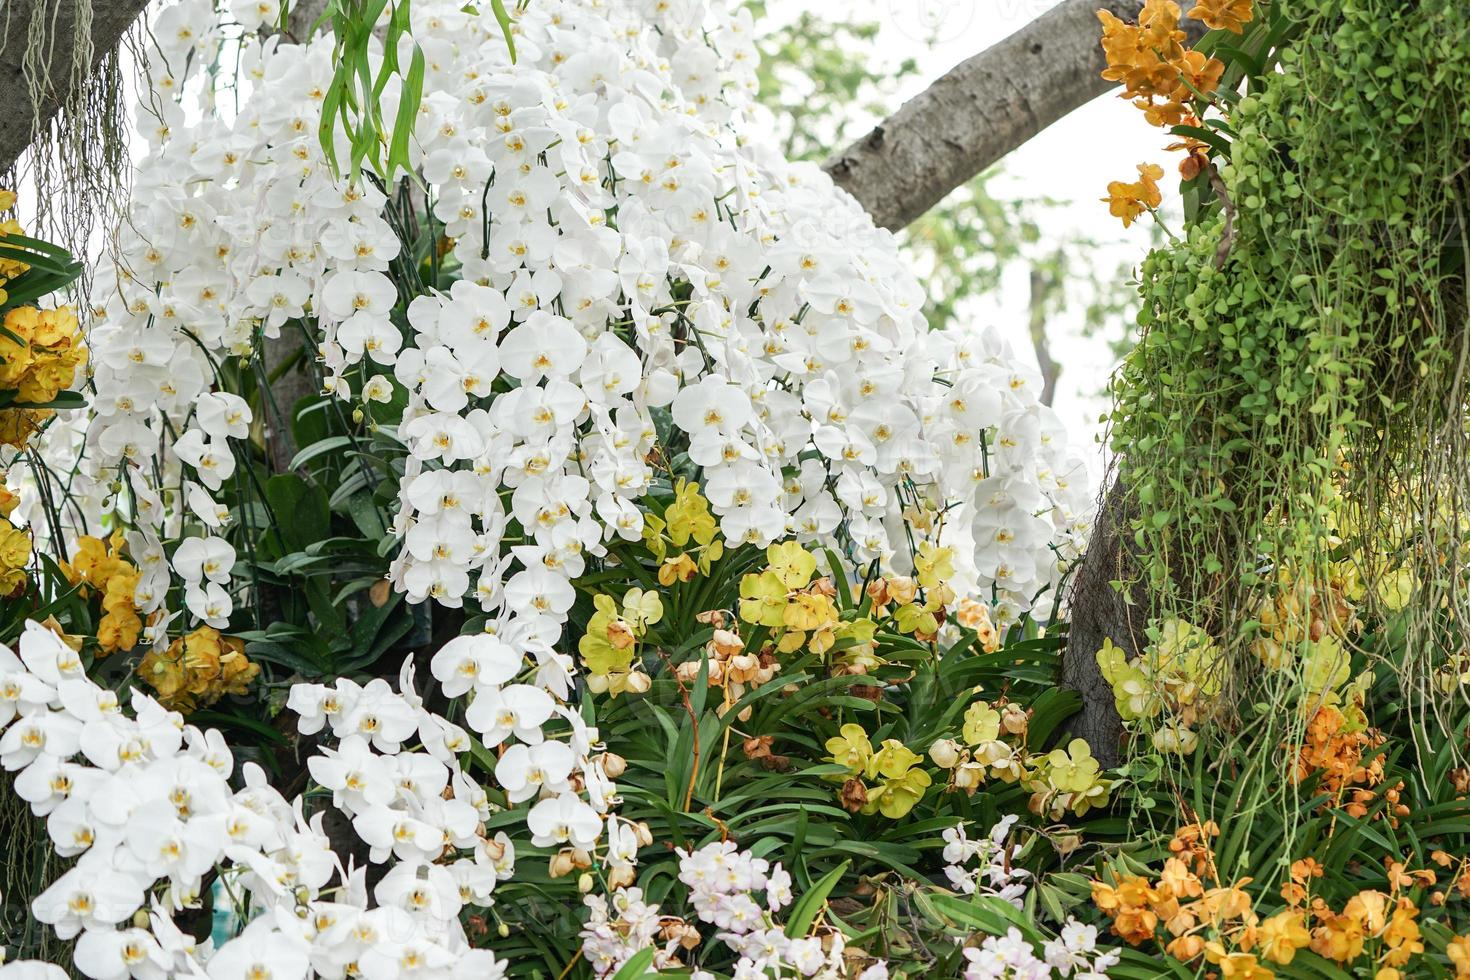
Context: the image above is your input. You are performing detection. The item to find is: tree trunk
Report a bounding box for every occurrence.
[287,0,330,41]
[260,331,320,472]
[0,0,150,175]
[1060,476,1152,765]
[1028,267,1061,407]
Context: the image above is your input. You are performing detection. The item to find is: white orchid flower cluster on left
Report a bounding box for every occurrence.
[0,620,515,979]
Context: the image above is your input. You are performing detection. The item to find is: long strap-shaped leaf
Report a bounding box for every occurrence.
[784,859,850,938]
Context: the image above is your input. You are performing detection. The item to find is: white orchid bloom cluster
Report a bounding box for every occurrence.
[942,814,1031,905]
[0,621,522,980]
[51,0,1088,667]
[417,623,616,863]
[940,818,1119,980]
[588,839,887,980]
[961,924,1119,980]
[579,838,900,977]
[579,885,671,976]
[1037,922,1121,980]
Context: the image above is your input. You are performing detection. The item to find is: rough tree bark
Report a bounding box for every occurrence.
[0,0,151,175]
[1059,477,1150,766]
[287,0,331,40]
[823,0,1202,232]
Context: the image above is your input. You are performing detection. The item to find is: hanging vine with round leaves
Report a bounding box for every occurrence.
[1102,0,1470,864]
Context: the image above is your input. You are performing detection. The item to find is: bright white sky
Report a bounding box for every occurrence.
[777,0,1181,477]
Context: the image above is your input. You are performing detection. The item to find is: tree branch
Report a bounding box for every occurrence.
[1028,266,1062,406]
[823,0,1204,231]
[287,0,331,41]
[0,0,151,175]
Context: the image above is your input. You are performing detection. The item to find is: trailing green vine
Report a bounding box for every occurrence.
[1105,0,1470,868]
